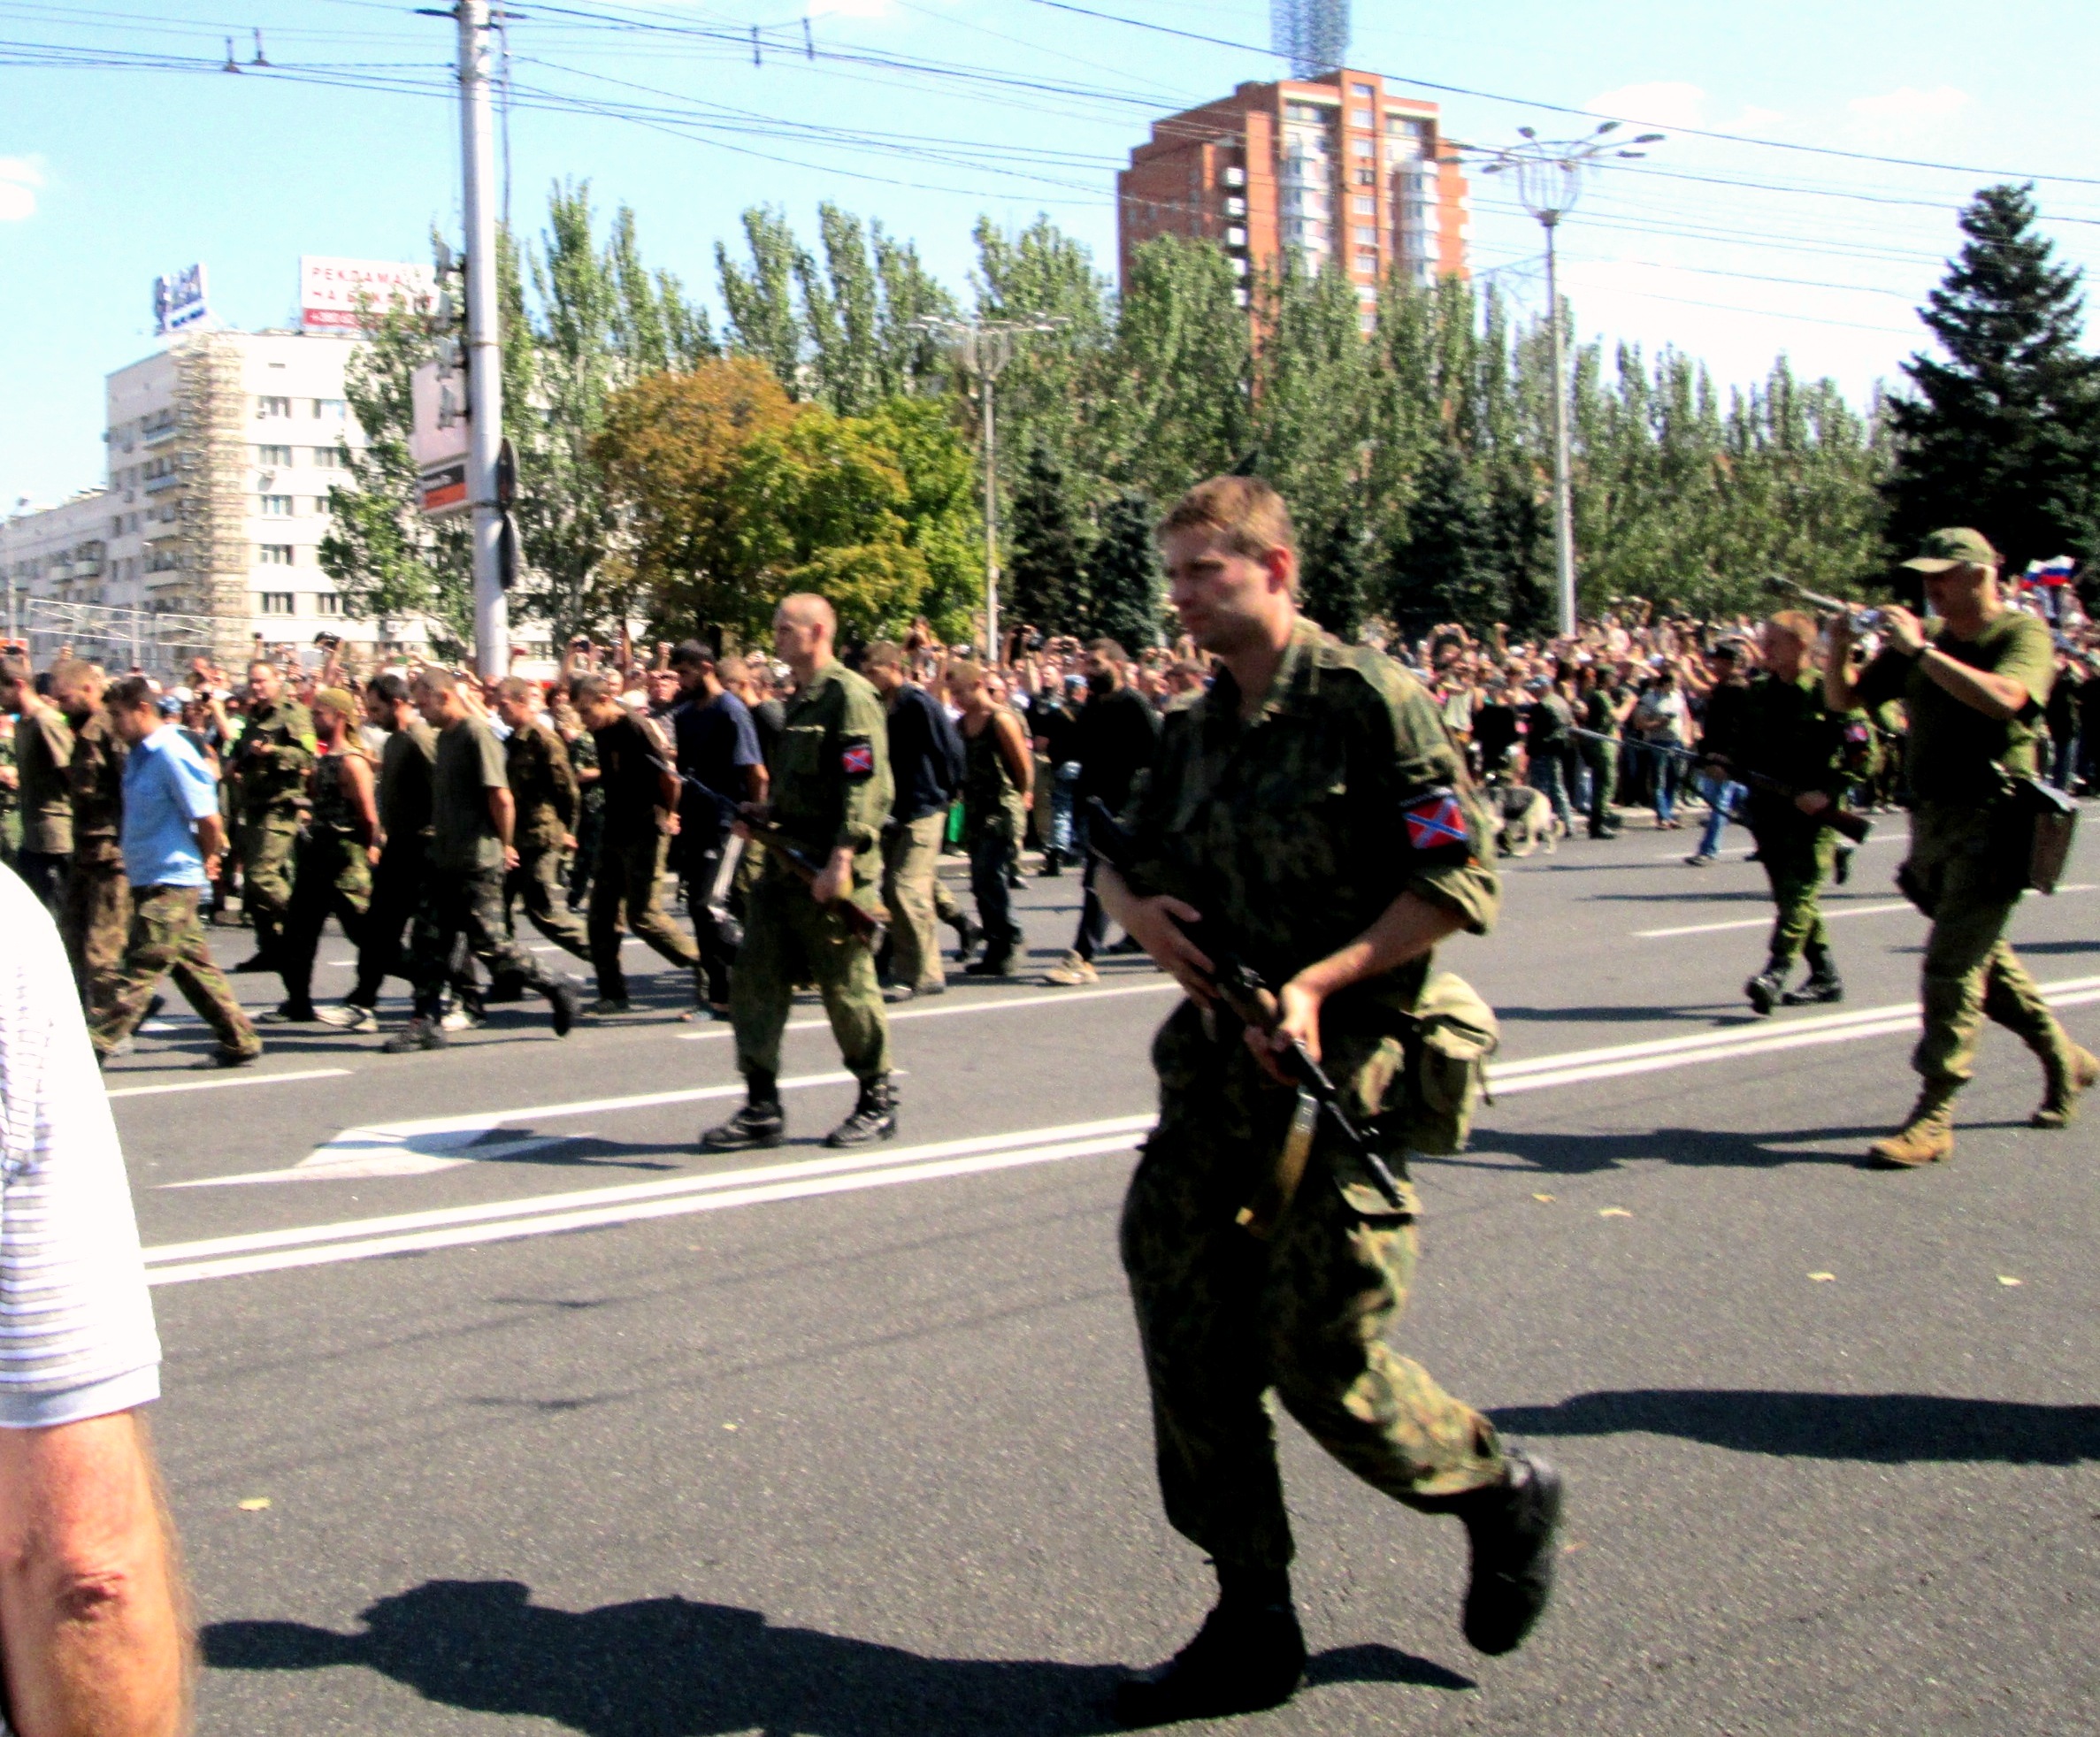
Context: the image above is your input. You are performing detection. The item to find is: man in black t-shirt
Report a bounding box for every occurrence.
[669,643,765,1014]
[1044,639,1160,986]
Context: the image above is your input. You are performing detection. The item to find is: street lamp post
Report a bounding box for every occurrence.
[1475,123,1663,639]
[913,315,1061,659]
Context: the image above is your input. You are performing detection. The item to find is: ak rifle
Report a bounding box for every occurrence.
[1567,726,1873,845]
[680,774,888,946]
[1083,796,1408,1227]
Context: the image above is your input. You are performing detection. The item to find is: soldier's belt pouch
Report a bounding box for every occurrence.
[2010,777,2077,895]
[1393,971,1500,1157]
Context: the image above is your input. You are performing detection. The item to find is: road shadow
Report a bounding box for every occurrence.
[1495,1005,1745,1026]
[1492,1389,2100,1465]
[1999,937,2099,955]
[1454,1124,1889,1174]
[200,1581,1469,1734]
[1590,889,1771,905]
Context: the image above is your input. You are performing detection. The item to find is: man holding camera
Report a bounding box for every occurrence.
[1829,528,2097,1165]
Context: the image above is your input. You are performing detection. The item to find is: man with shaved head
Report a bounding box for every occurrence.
[701,593,900,1152]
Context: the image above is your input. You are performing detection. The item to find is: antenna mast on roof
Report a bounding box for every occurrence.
[1270,0,1348,79]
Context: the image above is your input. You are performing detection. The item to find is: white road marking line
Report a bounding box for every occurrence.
[678,977,1180,1038]
[143,1114,1156,1283]
[106,1067,354,1101]
[164,1071,861,1188]
[1636,883,2094,939]
[138,974,2100,1286]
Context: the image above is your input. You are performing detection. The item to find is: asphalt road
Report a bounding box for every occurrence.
[104,808,2100,1736]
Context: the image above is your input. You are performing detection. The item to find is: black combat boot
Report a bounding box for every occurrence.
[1782,949,1843,1006]
[1114,1564,1305,1727]
[1451,1448,1564,1656]
[701,1072,786,1152]
[542,976,579,1037]
[949,910,983,963]
[1833,843,1855,886]
[824,1074,899,1148]
[1744,960,1788,1016]
[965,947,1016,978]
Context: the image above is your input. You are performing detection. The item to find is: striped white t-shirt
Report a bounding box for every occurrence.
[0,866,161,1427]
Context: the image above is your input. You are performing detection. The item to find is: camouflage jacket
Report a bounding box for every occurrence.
[769,660,893,865]
[68,708,128,865]
[505,721,579,852]
[232,698,316,813]
[1121,616,1498,1023]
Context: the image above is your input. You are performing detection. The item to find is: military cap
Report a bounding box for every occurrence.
[1902,527,2000,572]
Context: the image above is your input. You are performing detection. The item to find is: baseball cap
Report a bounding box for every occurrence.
[1902,527,1999,572]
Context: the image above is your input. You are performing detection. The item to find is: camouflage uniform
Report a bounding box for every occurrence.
[563,726,602,911]
[92,884,259,1061]
[730,658,893,1083]
[1857,611,2076,1098]
[503,720,591,965]
[0,717,19,863]
[231,696,315,960]
[11,705,74,912]
[1115,617,1506,1577]
[64,708,132,1019]
[962,714,1029,965]
[1728,672,1848,977]
[277,747,373,1012]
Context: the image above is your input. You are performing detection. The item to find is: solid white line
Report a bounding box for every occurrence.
[105,1067,354,1100]
[1636,883,2094,939]
[138,976,2100,1286]
[677,977,1179,1039]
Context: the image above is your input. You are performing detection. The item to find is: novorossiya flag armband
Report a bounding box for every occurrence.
[1399,785,1474,865]
[839,736,876,781]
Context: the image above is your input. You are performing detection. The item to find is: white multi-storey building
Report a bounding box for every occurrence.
[3,325,432,670]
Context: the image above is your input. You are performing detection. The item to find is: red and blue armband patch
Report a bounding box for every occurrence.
[840,736,876,781]
[1400,785,1474,863]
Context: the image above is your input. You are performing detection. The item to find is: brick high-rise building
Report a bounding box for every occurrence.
[1118,70,1469,330]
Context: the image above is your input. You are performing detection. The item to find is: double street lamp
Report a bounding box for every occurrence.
[911,315,1063,658]
[1472,122,1663,638]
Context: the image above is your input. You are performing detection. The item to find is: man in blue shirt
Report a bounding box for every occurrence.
[669,642,765,1017]
[90,677,261,1067]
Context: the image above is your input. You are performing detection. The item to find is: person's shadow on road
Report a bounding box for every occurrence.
[201,1580,1472,1735]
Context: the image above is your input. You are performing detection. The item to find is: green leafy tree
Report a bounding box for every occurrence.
[1007,444,1087,633]
[1085,493,1163,650]
[1388,440,1498,632]
[1101,236,1252,502]
[1300,509,1369,642]
[717,206,806,395]
[1884,182,2100,569]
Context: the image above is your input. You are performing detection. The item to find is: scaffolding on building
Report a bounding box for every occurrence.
[172,333,255,671]
[15,597,221,680]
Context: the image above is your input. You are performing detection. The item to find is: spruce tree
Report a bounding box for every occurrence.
[1006,445,1086,635]
[1300,510,1368,642]
[1885,183,2100,568]
[1388,441,1499,633]
[1086,493,1164,650]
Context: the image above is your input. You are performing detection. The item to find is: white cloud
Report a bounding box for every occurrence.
[0,156,44,223]
[1848,84,1972,122]
[1584,81,1708,132]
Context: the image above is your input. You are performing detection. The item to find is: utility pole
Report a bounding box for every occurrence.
[911,315,1062,659]
[457,0,506,676]
[1472,123,1663,639]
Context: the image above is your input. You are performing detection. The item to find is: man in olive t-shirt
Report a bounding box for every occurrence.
[381,669,578,1052]
[0,655,75,912]
[1830,527,2096,1164]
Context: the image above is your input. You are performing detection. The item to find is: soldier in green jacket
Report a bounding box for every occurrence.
[272,686,375,1022]
[702,593,898,1152]
[0,654,75,913]
[1717,612,1854,1014]
[1830,528,2098,1166]
[1098,478,1560,1725]
[57,662,131,1021]
[229,659,314,971]
[494,677,592,970]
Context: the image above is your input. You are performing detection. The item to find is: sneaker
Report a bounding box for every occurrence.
[965,953,1017,979]
[261,1000,318,1024]
[314,1001,379,1033]
[881,983,916,1004]
[1042,951,1099,987]
[439,1006,478,1032]
[948,913,983,963]
[1684,853,1715,868]
[195,1046,263,1070]
[382,1018,448,1054]
[585,996,631,1017]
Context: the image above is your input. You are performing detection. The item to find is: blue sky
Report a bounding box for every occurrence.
[5,0,2099,509]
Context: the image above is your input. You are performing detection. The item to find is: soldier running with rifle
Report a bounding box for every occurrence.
[1094,477,1560,1726]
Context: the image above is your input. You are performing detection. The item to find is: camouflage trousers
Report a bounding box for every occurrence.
[239,808,303,955]
[1584,744,1619,834]
[506,844,592,966]
[881,813,950,992]
[1903,803,2071,1091]
[91,884,260,1061]
[1751,818,1838,970]
[731,869,889,1083]
[280,830,372,1009]
[64,850,132,1022]
[410,866,565,1020]
[587,832,699,1001]
[1121,999,1505,1573]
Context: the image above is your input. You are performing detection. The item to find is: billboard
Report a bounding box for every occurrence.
[299,256,434,332]
[418,460,469,519]
[152,264,210,335]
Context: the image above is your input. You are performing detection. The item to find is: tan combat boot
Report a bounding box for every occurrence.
[1866,1090,1957,1168]
[2033,1044,2100,1130]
